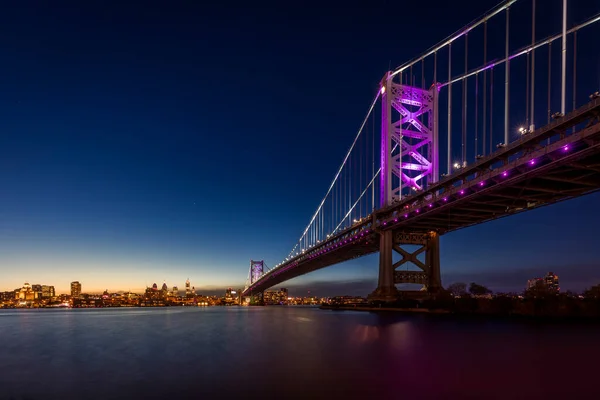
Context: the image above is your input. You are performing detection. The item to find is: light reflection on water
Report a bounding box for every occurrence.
[0,307,597,399]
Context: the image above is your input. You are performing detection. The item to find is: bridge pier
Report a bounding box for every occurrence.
[369,231,442,302]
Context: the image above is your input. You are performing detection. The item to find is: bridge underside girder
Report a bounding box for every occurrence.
[383,151,600,234]
[242,233,379,295]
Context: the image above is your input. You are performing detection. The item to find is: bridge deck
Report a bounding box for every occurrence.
[244,99,600,295]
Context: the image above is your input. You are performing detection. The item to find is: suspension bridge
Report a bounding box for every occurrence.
[243,0,600,302]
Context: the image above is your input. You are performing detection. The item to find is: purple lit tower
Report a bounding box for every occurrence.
[380,71,439,207]
[370,72,441,302]
[250,260,264,284]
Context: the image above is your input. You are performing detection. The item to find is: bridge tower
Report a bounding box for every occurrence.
[248,260,265,305]
[370,73,442,302]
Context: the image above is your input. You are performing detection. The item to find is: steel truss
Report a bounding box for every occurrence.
[381,75,439,206]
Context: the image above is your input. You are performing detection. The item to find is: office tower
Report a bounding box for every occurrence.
[71,281,82,297]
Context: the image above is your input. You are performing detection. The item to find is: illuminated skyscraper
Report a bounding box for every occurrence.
[172,286,178,296]
[41,285,55,298]
[71,281,82,298]
[544,272,560,293]
[185,279,191,296]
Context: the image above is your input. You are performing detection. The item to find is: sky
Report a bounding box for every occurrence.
[1,0,599,296]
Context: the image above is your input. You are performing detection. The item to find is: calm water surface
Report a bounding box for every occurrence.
[1,307,597,399]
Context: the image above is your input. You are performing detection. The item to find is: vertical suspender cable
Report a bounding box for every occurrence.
[526,52,530,128]
[483,20,487,156]
[504,7,510,145]
[490,67,494,153]
[372,106,374,211]
[548,42,552,124]
[530,0,536,131]
[572,30,577,133]
[475,73,479,157]
[463,34,468,165]
[448,43,452,174]
[561,0,567,115]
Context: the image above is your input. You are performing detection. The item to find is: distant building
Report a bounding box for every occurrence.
[185,279,191,296]
[172,286,178,296]
[279,288,288,301]
[41,285,55,298]
[264,288,288,305]
[18,283,40,301]
[526,273,560,293]
[71,281,82,298]
[544,272,560,293]
[527,278,542,290]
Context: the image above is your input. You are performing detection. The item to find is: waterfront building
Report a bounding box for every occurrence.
[18,283,40,301]
[71,281,82,298]
[544,272,560,293]
[172,286,178,296]
[185,279,191,296]
[527,278,542,290]
[41,285,55,298]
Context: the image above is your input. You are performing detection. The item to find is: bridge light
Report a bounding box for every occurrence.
[518,126,529,135]
[453,162,461,170]
[443,197,447,202]
[428,204,433,208]
[502,171,508,177]
[563,145,569,151]
[590,91,600,99]
[459,190,465,195]
[479,181,485,187]
[380,85,386,94]
[404,214,408,218]
[530,159,535,165]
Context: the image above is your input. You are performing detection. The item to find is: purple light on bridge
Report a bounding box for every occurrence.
[502,171,508,177]
[383,222,387,225]
[404,214,408,218]
[416,209,420,213]
[530,159,535,165]
[443,197,447,202]
[459,190,465,195]
[394,218,398,222]
[479,181,485,187]
[563,145,569,151]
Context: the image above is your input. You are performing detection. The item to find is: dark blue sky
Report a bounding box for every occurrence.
[1,0,599,295]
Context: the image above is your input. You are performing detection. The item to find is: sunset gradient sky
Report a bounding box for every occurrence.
[1,0,599,295]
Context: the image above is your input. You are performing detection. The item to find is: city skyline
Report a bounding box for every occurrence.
[1,0,600,295]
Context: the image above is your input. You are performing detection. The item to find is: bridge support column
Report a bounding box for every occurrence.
[369,231,442,302]
[368,230,399,302]
[425,232,442,293]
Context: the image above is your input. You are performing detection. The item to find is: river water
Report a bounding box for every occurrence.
[0,307,597,399]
